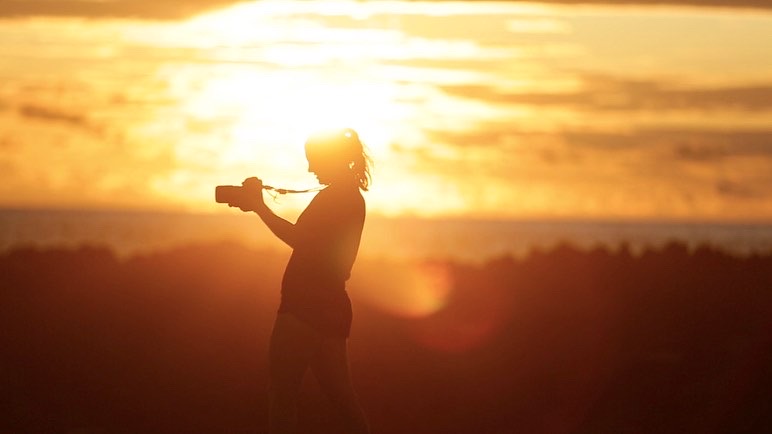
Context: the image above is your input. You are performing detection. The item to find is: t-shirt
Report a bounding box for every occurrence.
[279,183,365,337]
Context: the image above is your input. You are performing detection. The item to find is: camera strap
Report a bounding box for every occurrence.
[262,184,325,195]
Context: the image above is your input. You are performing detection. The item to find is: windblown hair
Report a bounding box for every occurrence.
[305,128,373,191]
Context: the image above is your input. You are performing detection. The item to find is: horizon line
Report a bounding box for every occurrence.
[1,204,771,227]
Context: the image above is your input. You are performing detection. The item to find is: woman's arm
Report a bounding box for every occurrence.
[239,177,298,248]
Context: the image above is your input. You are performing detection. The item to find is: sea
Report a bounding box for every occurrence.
[1,208,771,262]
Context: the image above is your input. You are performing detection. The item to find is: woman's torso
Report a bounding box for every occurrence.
[279,183,365,336]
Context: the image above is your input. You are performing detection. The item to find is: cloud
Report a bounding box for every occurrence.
[441,77,772,112]
[507,0,772,10]
[18,104,86,126]
[487,0,772,11]
[0,0,239,20]
[563,129,772,156]
[420,123,772,218]
[2,0,771,20]
[715,179,763,199]
[426,124,772,155]
[422,125,772,188]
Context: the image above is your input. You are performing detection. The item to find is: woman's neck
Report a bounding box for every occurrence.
[326,172,357,188]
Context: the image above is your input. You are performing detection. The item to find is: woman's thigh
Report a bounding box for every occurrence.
[309,337,357,403]
[269,313,322,394]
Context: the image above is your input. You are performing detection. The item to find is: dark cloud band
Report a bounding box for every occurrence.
[503,0,772,10]
[1,0,771,20]
[0,0,238,20]
[426,126,772,162]
[441,78,772,112]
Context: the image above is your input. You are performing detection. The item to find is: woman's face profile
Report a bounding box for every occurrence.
[306,148,347,185]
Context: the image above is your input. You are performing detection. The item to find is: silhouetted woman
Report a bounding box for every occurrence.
[238,128,371,434]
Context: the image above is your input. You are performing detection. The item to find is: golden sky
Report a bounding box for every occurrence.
[1,0,772,221]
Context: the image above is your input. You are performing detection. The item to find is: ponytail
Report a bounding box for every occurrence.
[343,128,372,191]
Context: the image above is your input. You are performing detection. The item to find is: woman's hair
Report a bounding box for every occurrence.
[305,128,372,191]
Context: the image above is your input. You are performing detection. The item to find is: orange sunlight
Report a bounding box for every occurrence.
[133,2,423,216]
[1,1,771,220]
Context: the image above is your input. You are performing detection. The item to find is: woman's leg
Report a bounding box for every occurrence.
[268,313,320,434]
[310,337,370,434]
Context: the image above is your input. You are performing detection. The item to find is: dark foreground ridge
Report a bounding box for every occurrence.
[1,241,770,434]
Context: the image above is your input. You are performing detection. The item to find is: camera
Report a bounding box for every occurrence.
[215,185,247,206]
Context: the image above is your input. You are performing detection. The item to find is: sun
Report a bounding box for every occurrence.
[191,68,401,161]
[161,55,408,212]
[141,1,431,215]
[169,1,411,156]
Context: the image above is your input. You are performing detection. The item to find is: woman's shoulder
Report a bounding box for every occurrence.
[323,183,364,201]
[317,184,365,216]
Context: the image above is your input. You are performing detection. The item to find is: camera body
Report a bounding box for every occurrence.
[215,185,247,206]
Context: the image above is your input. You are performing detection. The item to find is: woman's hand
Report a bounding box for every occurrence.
[237,176,265,212]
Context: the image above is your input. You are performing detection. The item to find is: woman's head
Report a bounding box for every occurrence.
[305,128,372,191]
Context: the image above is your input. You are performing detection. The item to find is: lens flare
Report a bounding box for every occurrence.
[351,261,452,318]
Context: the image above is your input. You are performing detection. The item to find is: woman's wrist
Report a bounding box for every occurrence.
[253,200,269,215]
